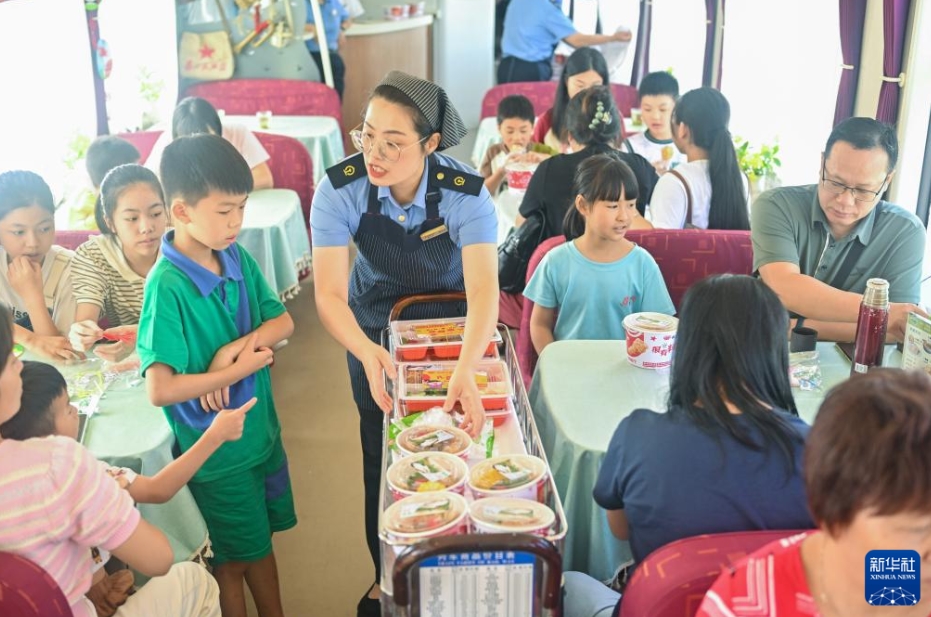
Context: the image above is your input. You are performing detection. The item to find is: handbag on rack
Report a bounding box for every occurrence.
[179,0,234,81]
[498,210,548,294]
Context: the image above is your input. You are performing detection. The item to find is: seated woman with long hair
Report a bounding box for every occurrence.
[699,369,931,617]
[562,274,813,617]
[649,87,750,230]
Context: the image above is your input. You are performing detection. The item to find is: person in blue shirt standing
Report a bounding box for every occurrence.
[310,71,499,617]
[305,0,352,99]
[498,0,631,84]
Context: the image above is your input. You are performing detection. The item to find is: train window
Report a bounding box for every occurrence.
[648,0,706,93]
[0,0,97,192]
[722,0,841,186]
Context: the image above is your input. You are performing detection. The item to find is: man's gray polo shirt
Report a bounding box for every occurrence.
[751,184,925,304]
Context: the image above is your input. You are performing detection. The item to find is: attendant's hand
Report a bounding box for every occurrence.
[889,303,929,343]
[362,342,396,413]
[204,397,257,444]
[70,319,104,352]
[8,256,44,301]
[613,30,632,43]
[27,333,83,361]
[443,366,486,437]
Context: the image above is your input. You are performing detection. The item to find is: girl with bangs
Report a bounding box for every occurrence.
[523,154,673,354]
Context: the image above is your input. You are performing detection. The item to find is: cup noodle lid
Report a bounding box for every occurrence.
[383,492,469,539]
[397,425,473,458]
[387,451,469,495]
[469,497,555,534]
[468,454,548,496]
[622,312,678,333]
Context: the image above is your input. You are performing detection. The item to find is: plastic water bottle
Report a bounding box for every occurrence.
[851,278,889,375]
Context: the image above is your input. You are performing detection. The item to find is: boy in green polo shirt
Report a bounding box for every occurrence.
[137,134,295,617]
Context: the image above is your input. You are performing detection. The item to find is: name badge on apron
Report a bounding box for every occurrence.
[420,224,449,241]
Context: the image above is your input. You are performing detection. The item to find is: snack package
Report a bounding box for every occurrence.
[789,350,822,391]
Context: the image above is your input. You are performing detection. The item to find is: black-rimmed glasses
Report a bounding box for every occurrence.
[821,162,888,203]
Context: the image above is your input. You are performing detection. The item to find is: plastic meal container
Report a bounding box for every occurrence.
[383,492,470,542]
[396,424,474,459]
[399,361,512,412]
[391,317,501,362]
[468,454,548,502]
[469,497,556,536]
[386,452,469,500]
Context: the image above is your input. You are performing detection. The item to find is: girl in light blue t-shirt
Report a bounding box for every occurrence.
[524,154,674,354]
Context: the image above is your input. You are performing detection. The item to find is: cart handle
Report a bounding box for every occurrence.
[388,292,468,322]
[391,533,563,610]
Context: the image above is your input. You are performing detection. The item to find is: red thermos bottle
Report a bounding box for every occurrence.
[851,278,889,375]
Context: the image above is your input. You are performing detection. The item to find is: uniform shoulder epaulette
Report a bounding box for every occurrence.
[326,152,367,188]
[430,164,483,196]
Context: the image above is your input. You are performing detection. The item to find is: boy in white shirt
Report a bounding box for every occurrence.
[625,71,686,174]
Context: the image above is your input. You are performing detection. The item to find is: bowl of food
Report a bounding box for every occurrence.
[469,497,555,536]
[387,452,469,500]
[622,312,678,370]
[382,492,469,542]
[396,424,473,459]
[468,454,548,502]
[384,4,410,19]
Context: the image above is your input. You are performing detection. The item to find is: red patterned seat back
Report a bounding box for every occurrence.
[115,130,161,165]
[254,132,314,229]
[481,82,557,119]
[515,229,753,388]
[183,79,342,124]
[629,229,754,308]
[0,552,73,616]
[611,83,639,117]
[55,230,98,250]
[618,530,806,617]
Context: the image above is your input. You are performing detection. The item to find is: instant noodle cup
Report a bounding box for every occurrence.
[622,312,678,370]
[383,492,469,543]
[468,454,548,502]
[505,162,534,193]
[469,497,556,536]
[396,425,473,459]
[387,452,469,500]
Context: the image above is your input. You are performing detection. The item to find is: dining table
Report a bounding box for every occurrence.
[240,189,312,302]
[528,339,900,581]
[29,352,211,572]
[225,114,345,184]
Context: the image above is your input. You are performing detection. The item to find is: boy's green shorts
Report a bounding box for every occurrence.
[188,436,297,565]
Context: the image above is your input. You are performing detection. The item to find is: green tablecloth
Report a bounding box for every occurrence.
[527,340,900,580]
[47,357,210,565]
[240,189,312,302]
[226,115,345,184]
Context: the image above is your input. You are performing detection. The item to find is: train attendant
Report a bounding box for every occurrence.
[310,71,499,617]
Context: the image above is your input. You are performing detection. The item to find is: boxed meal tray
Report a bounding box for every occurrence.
[391,317,502,361]
[397,360,513,412]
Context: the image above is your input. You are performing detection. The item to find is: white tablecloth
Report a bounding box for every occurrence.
[240,189,312,302]
[226,115,345,184]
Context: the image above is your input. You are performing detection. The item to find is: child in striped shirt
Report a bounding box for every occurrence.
[0,306,222,617]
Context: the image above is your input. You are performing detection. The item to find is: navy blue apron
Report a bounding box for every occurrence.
[345,155,468,578]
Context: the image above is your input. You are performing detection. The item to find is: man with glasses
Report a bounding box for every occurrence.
[752,117,927,342]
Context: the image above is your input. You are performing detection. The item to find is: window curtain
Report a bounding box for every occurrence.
[701,0,724,88]
[84,1,109,136]
[833,0,867,126]
[630,0,652,86]
[875,0,911,125]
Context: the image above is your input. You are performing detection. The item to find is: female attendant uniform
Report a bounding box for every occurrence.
[310,71,498,582]
[498,0,575,83]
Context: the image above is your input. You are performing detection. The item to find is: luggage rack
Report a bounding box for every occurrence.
[376,293,567,616]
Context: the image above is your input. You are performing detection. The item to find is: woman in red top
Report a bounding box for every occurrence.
[700,369,931,617]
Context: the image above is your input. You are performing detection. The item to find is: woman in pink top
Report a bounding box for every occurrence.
[699,369,931,617]
[0,306,221,617]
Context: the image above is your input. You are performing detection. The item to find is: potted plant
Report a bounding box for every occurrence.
[733,137,781,199]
